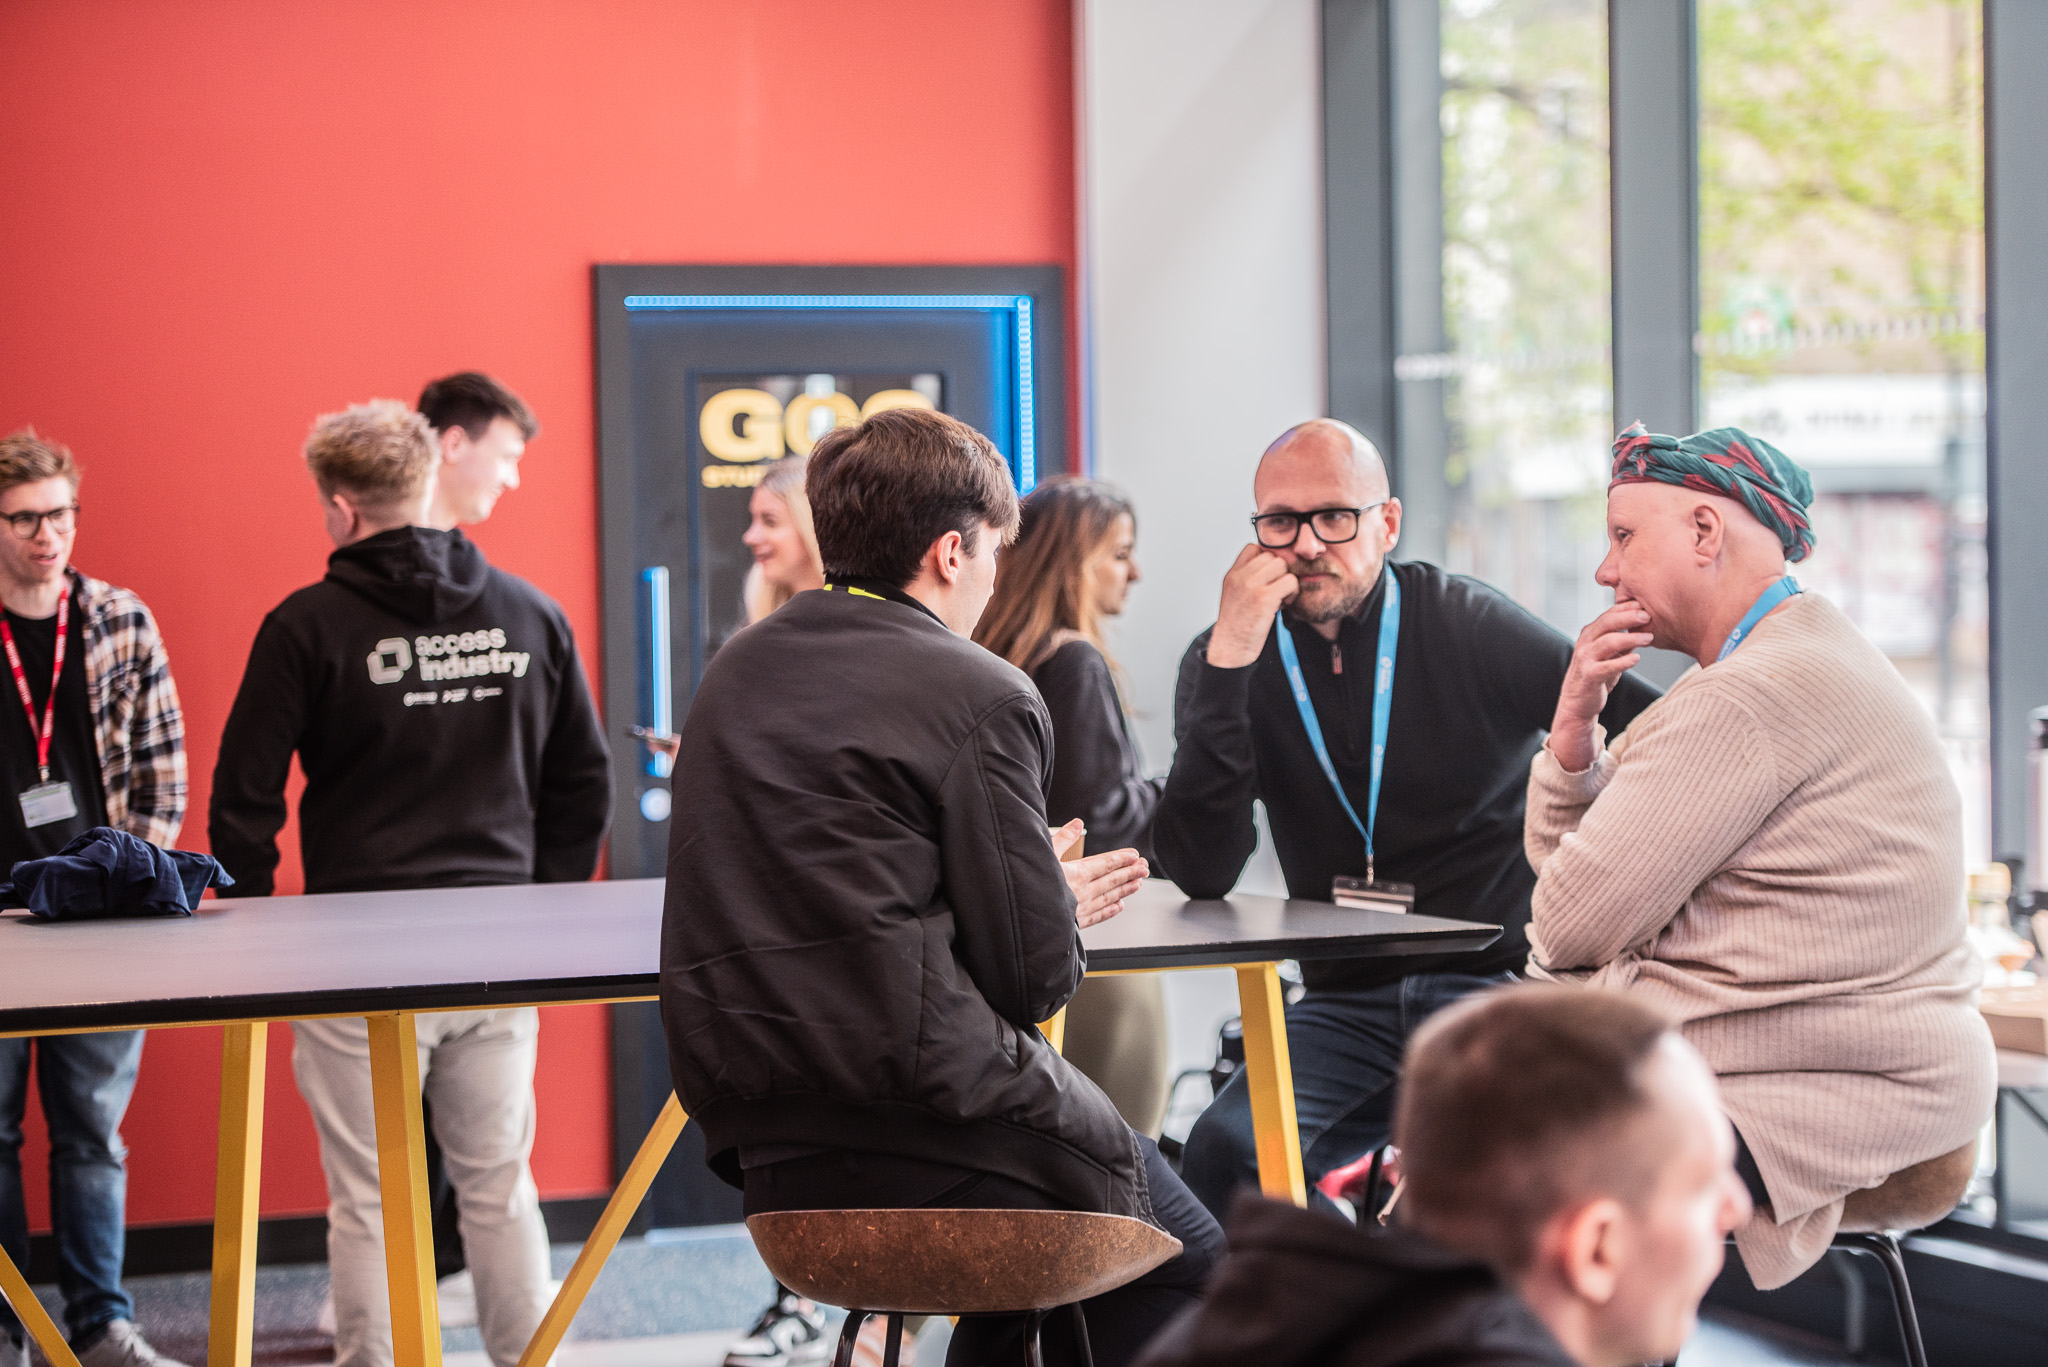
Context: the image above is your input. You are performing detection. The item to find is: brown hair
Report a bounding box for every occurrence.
[1395,984,1676,1275]
[807,408,1020,588]
[974,476,1135,674]
[0,429,82,496]
[416,371,539,441]
[304,400,439,512]
[743,454,822,623]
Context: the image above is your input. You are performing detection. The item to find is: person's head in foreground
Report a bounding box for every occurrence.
[416,371,537,528]
[1596,422,1813,667]
[1398,985,1753,1367]
[740,453,823,623]
[303,400,439,548]
[807,405,1020,636]
[1253,418,1400,625]
[974,474,1141,670]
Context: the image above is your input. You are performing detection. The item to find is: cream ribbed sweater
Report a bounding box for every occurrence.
[1524,592,1995,1289]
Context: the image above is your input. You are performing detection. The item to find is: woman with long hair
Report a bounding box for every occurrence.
[739,453,823,624]
[975,475,1169,1138]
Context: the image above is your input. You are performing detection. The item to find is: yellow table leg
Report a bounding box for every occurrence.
[367,1012,442,1367]
[1039,1006,1067,1054]
[515,1093,690,1367]
[1234,963,1307,1205]
[0,1237,83,1367]
[207,1022,268,1367]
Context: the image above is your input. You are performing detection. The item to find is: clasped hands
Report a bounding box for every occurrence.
[1549,599,1654,774]
[1052,818,1147,928]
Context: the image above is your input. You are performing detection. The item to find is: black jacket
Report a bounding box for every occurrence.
[210,527,611,896]
[1155,560,1658,991]
[1030,638,1163,861]
[660,581,1147,1220]
[1136,1197,1575,1367]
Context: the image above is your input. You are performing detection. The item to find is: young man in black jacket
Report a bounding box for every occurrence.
[1135,986,1753,1367]
[660,408,1223,1367]
[210,400,610,1367]
[1157,419,1660,1219]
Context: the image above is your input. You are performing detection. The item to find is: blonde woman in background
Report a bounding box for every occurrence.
[975,475,1171,1138]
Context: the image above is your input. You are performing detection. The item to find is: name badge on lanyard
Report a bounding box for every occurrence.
[3,593,78,829]
[1275,569,1416,913]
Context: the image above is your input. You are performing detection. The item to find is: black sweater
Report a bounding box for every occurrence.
[1030,638,1163,861]
[209,527,612,896]
[1135,1196,1575,1367]
[660,581,1146,1221]
[1154,560,1658,990]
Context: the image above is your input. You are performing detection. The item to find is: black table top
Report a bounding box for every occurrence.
[0,878,1499,1034]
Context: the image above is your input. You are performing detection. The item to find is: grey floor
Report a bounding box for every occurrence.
[13,1225,1859,1367]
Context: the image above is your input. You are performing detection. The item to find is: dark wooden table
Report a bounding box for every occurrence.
[0,877,1498,1367]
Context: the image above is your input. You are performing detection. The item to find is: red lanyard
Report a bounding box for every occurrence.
[0,592,68,783]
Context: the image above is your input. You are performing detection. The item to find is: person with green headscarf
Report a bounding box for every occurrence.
[1522,422,1994,1292]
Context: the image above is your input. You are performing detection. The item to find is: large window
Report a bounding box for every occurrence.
[1697,0,1988,863]
[1437,0,1614,636]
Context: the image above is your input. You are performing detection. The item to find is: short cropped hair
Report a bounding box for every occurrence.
[1395,985,1676,1274]
[807,408,1021,588]
[0,429,82,496]
[416,371,538,441]
[304,400,439,512]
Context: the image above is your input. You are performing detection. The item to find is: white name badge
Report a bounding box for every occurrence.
[19,779,78,829]
[1332,876,1415,914]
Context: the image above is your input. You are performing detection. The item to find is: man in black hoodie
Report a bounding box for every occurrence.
[661,408,1223,1367]
[1135,987,1752,1367]
[210,400,610,1367]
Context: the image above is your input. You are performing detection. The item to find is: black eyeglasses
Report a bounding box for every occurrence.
[3,505,78,540]
[1250,502,1385,550]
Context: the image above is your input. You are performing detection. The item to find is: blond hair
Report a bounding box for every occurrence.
[742,455,823,624]
[303,400,437,512]
[0,428,82,497]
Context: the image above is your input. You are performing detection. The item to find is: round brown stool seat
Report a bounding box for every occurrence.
[746,1208,1183,1366]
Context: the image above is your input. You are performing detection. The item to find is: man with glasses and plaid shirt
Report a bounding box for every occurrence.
[1156,419,1662,1222]
[0,431,189,1367]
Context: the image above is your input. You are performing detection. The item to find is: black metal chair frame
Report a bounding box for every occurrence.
[1830,1231,1928,1367]
[831,1302,1093,1367]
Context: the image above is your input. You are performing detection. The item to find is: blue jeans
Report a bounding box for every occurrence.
[0,1031,145,1347]
[1181,972,1506,1220]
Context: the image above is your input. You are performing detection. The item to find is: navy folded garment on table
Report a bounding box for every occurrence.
[1,826,234,920]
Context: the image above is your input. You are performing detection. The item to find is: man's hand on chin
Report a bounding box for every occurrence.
[1052,819,1148,927]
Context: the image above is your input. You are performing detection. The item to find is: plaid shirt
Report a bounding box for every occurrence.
[73,568,186,845]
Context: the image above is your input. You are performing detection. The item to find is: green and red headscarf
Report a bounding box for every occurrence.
[1609,421,1816,563]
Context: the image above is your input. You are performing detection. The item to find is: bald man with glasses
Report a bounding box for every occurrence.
[1157,419,1663,1223]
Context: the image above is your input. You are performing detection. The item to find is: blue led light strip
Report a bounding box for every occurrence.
[623,293,1037,490]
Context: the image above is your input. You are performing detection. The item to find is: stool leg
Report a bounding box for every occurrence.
[833,1311,869,1367]
[1067,1302,1094,1367]
[1839,1234,1928,1367]
[1022,1309,1046,1367]
[882,1314,904,1367]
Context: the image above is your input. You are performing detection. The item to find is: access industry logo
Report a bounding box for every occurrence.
[366,630,532,686]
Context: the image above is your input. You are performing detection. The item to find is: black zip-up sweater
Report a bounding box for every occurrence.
[1154,560,1658,991]
[210,527,612,896]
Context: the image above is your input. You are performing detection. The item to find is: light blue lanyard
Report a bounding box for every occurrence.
[1274,570,1400,882]
[1716,576,1801,662]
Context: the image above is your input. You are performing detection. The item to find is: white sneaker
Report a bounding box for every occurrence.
[437,1271,478,1329]
[75,1322,192,1367]
[721,1294,830,1367]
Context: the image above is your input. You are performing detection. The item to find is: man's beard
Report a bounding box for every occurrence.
[1288,555,1377,624]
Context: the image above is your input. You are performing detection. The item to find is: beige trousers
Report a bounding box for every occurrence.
[292,1009,552,1367]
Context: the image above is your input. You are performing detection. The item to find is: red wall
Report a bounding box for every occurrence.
[0,0,1076,1228]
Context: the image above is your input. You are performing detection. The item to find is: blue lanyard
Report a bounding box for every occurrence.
[1716,576,1801,662]
[1274,570,1400,882]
